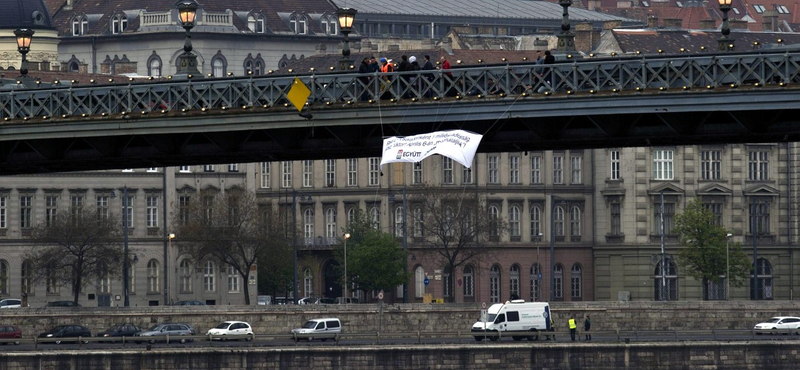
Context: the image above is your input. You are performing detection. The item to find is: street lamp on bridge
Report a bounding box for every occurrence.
[717,0,735,52]
[336,8,357,71]
[14,28,34,78]
[556,0,575,52]
[176,0,201,77]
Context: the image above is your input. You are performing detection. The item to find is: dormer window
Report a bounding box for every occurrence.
[290,14,307,34]
[753,4,766,13]
[248,13,266,33]
[111,14,128,34]
[322,15,337,35]
[72,15,88,36]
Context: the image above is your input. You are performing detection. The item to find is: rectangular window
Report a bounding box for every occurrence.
[701,150,721,180]
[260,162,270,188]
[653,203,675,235]
[179,166,191,172]
[509,155,520,184]
[122,196,134,228]
[531,156,542,184]
[46,196,58,227]
[146,196,159,227]
[610,150,620,180]
[703,203,723,225]
[750,199,770,235]
[227,266,240,293]
[462,162,473,184]
[748,150,769,181]
[413,162,423,184]
[487,155,499,184]
[368,157,380,186]
[0,196,6,228]
[20,196,32,228]
[204,165,215,172]
[179,195,191,226]
[325,159,336,187]
[96,196,109,221]
[282,161,292,188]
[610,202,621,235]
[302,160,314,187]
[553,155,564,184]
[442,157,454,184]
[653,150,674,180]
[347,159,358,186]
[228,164,239,172]
[71,195,84,220]
[570,156,582,184]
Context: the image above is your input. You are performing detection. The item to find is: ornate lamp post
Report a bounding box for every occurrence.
[556,0,575,52]
[176,0,201,76]
[718,0,735,51]
[343,233,351,300]
[336,8,357,70]
[14,28,34,78]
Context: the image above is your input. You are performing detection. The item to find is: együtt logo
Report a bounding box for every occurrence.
[396,150,422,159]
[396,150,403,159]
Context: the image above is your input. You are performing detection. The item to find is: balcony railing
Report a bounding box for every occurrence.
[140,11,172,27]
[201,11,233,27]
[1,50,799,120]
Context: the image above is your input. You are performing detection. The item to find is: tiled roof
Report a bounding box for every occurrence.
[611,28,800,53]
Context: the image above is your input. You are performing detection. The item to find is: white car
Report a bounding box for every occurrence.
[754,316,800,335]
[206,321,254,341]
[291,318,342,342]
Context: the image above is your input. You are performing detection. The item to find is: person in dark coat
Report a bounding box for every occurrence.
[358,57,371,101]
[584,315,592,341]
[368,56,379,73]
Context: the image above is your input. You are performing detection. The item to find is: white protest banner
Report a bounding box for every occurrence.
[380,130,483,168]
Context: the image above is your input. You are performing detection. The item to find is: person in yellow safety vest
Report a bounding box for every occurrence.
[568,316,577,341]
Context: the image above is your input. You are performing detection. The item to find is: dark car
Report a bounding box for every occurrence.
[0,325,21,345]
[38,325,91,344]
[173,300,205,306]
[45,301,81,308]
[96,323,142,342]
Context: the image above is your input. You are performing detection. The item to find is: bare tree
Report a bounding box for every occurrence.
[26,207,125,305]
[411,185,507,302]
[178,191,290,305]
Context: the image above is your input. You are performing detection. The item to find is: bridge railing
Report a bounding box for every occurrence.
[2,50,799,120]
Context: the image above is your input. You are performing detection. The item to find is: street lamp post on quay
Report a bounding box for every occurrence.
[167,233,175,304]
[336,8,357,71]
[726,233,733,299]
[176,0,201,77]
[343,233,351,300]
[717,0,735,52]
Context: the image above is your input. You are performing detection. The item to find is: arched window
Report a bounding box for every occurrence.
[0,260,8,294]
[530,263,542,302]
[244,59,254,75]
[303,268,313,297]
[463,265,474,298]
[248,13,266,33]
[413,207,424,237]
[211,56,226,78]
[509,264,520,298]
[325,208,337,238]
[489,205,500,236]
[654,258,678,301]
[147,53,162,77]
[204,261,216,292]
[554,206,565,237]
[370,206,380,229]
[347,207,356,224]
[111,13,128,34]
[21,260,33,295]
[290,14,307,34]
[254,56,265,75]
[570,206,582,238]
[322,15,337,35]
[227,265,239,293]
[72,15,88,36]
[571,264,582,299]
[415,266,425,298]
[752,258,773,300]
[98,262,110,294]
[304,208,314,240]
[147,259,160,293]
[554,264,564,299]
[509,206,520,238]
[394,206,404,237]
[490,265,501,303]
[180,259,193,293]
[68,61,80,72]
[530,205,541,241]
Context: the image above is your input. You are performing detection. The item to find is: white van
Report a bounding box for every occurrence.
[471,300,551,341]
[291,318,342,341]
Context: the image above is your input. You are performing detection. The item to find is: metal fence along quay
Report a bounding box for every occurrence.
[2,49,800,120]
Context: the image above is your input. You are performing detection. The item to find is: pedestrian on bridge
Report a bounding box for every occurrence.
[568,315,577,341]
[584,315,592,341]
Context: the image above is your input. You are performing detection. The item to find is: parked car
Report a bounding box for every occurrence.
[96,323,143,341]
[0,299,24,308]
[38,325,91,344]
[45,301,81,308]
[134,323,195,344]
[754,317,800,335]
[0,325,21,345]
[257,295,271,305]
[206,321,253,341]
[291,318,342,341]
[335,297,359,304]
[173,300,205,306]
[298,297,335,305]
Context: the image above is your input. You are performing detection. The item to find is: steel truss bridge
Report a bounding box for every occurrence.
[2,49,800,174]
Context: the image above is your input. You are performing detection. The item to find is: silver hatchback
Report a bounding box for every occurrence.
[134,323,195,344]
